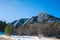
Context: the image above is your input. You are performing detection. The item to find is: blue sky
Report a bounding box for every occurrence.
[0,0,60,23]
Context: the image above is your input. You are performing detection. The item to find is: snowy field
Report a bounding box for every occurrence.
[12,36,48,40]
[0,35,59,40]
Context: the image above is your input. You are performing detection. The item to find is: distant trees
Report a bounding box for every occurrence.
[4,24,12,36]
[13,23,41,36]
[49,22,60,37]
[38,22,60,37]
[0,21,7,32]
[13,22,60,37]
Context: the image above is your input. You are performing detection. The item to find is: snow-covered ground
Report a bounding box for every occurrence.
[11,36,50,40]
[0,35,59,40]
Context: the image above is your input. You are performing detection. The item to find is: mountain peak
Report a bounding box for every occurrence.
[38,12,48,23]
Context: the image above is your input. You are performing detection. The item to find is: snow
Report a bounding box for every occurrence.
[0,35,56,40]
[11,36,48,40]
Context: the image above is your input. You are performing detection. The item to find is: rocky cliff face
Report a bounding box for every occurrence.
[11,18,28,27]
[11,12,60,27]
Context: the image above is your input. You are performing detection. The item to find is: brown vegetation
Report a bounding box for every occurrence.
[0,36,12,40]
[13,22,60,38]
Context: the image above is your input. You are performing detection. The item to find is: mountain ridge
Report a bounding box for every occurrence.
[11,12,60,27]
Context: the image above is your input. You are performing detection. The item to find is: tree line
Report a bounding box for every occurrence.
[0,20,60,37]
[13,22,60,37]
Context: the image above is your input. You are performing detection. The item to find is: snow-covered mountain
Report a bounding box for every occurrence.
[11,12,60,27]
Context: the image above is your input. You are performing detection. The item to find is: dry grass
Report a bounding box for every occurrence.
[0,36,12,40]
[46,37,60,40]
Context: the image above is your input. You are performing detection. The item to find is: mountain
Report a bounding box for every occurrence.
[11,18,28,27]
[11,12,60,27]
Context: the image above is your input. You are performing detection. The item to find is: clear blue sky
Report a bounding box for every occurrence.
[0,0,60,23]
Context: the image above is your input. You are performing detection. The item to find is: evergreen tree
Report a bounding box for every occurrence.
[0,21,7,32]
[4,24,12,35]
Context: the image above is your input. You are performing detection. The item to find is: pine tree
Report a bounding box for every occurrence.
[0,21,7,32]
[4,24,12,36]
